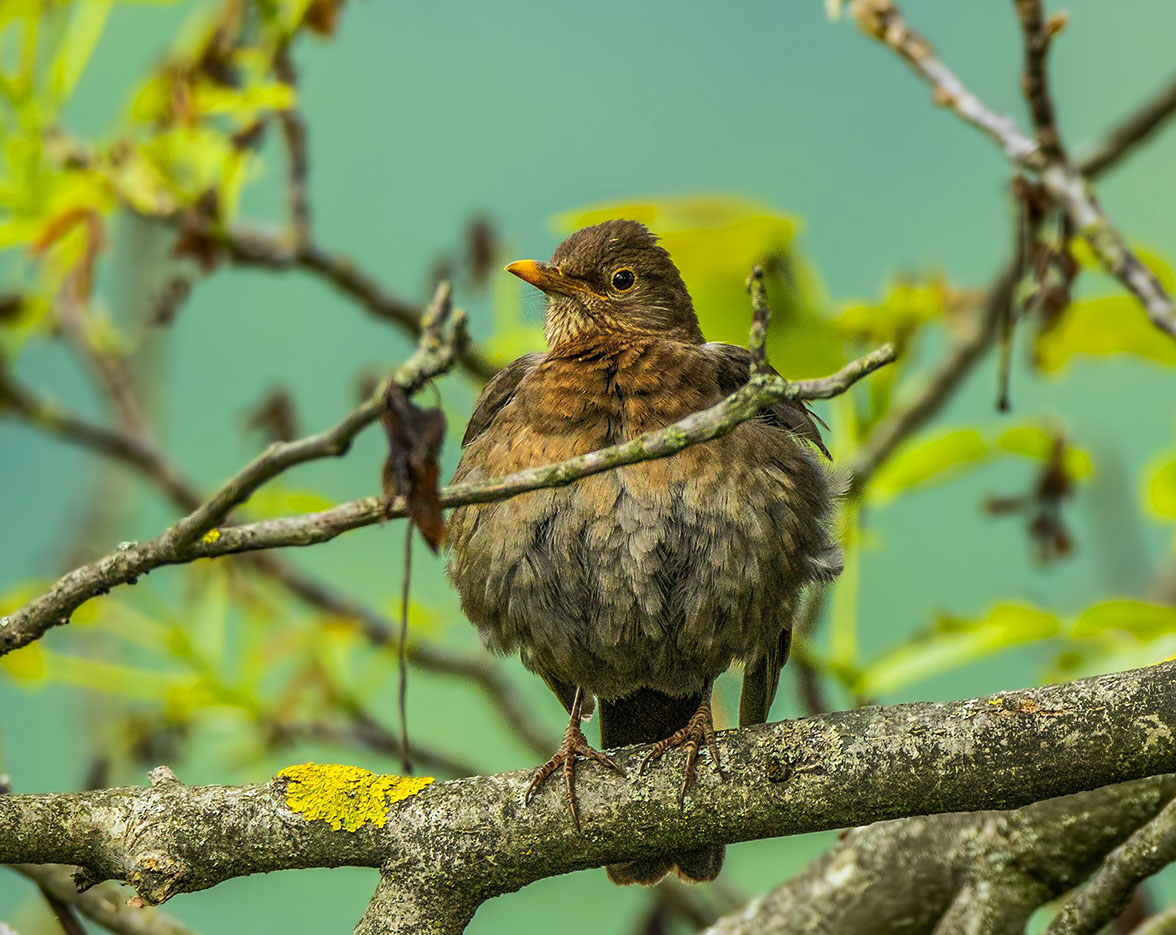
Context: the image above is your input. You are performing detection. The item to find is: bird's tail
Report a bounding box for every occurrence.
[598,688,725,885]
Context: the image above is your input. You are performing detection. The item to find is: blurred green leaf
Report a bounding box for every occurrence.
[559,196,843,377]
[1073,600,1176,640]
[869,428,987,504]
[1146,454,1176,519]
[1035,295,1176,372]
[996,425,1092,478]
[48,1,112,103]
[837,279,946,345]
[854,604,1060,697]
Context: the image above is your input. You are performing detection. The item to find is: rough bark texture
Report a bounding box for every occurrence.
[702,776,1176,935]
[2,663,1174,933]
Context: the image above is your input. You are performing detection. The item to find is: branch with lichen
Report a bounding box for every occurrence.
[1043,794,1176,935]
[846,0,1176,339]
[700,774,1176,935]
[1,662,1174,935]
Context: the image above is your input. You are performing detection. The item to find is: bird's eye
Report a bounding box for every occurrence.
[611,268,637,292]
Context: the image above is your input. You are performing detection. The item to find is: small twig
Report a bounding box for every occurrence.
[275,716,477,778]
[852,262,1016,488]
[10,864,193,935]
[273,45,311,246]
[398,521,412,774]
[745,265,771,377]
[1013,0,1067,160]
[847,0,1176,339]
[1,336,894,653]
[1045,795,1176,935]
[163,282,462,550]
[219,227,498,381]
[1079,72,1176,179]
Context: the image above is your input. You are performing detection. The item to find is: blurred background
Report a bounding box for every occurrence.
[2,0,1175,931]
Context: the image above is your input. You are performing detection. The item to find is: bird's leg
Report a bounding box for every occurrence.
[524,687,626,832]
[639,682,727,806]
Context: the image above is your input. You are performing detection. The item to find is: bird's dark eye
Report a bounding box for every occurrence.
[611,268,636,292]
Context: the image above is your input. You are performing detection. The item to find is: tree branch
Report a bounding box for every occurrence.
[2,662,1174,933]
[701,774,1176,935]
[1045,795,1176,935]
[8,864,192,935]
[1079,72,1176,179]
[846,0,1176,339]
[219,227,498,381]
[0,339,894,655]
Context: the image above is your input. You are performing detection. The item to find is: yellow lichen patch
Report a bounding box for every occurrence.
[275,762,434,832]
[201,528,221,544]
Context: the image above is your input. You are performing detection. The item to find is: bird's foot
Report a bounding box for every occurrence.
[640,693,727,807]
[524,715,626,833]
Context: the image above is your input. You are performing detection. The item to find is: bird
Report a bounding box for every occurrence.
[446,219,841,885]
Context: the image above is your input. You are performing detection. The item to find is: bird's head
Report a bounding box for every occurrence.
[506,219,703,348]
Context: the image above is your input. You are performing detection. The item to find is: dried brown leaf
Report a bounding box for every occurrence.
[381,383,446,551]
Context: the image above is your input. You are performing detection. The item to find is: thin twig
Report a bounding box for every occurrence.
[847,0,1176,339]
[220,227,498,380]
[852,262,1015,488]
[398,521,412,774]
[273,45,311,246]
[1079,72,1176,179]
[0,336,894,653]
[1013,0,1067,160]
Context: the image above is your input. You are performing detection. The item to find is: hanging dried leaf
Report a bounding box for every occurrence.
[381,383,446,551]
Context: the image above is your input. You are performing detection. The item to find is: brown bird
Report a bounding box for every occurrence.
[446,219,841,885]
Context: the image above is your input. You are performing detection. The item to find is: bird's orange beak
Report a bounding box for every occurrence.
[505,260,604,300]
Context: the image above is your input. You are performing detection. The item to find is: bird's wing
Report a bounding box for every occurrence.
[703,343,835,726]
[703,342,831,460]
[460,352,546,448]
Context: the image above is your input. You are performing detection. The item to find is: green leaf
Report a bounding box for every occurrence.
[1073,600,1176,640]
[557,196,844,378]
[1035,296,1176,372]
[1146,454,1176,519]
[837,279,946,345]
[996,425,1093,478]
[868,428,988,504]
[854,604,1060,697]
[48,1,112,103]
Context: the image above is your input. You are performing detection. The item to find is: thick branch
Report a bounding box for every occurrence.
[1045,796,1176,935]
[0,343,894,655]
[701,775,1176,935]
[2,662,1174,934]
[847,0,1176,338]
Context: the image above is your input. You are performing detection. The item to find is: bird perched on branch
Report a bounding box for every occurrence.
[446,219,841,885]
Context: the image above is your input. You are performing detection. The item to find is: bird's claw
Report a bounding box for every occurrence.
[525,720,626,833]
[640,695,727,807]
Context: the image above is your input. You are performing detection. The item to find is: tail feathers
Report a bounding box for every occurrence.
[598,688,724,886]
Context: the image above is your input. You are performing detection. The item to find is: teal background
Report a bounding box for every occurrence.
[2,1,1175,931]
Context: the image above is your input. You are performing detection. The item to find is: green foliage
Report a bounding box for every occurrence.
[560,197,844,378]
[1146,453,1176,520]
[868,424,1091,505]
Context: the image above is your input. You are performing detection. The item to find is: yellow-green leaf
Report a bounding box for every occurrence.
[1146,455,1176,519]
[1073,600,1176,640]
[854,604,1060,697]
[48,1,112,103]
[868,428,988,504]
[1035,296,1176,372]
[996,425,1093,478]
